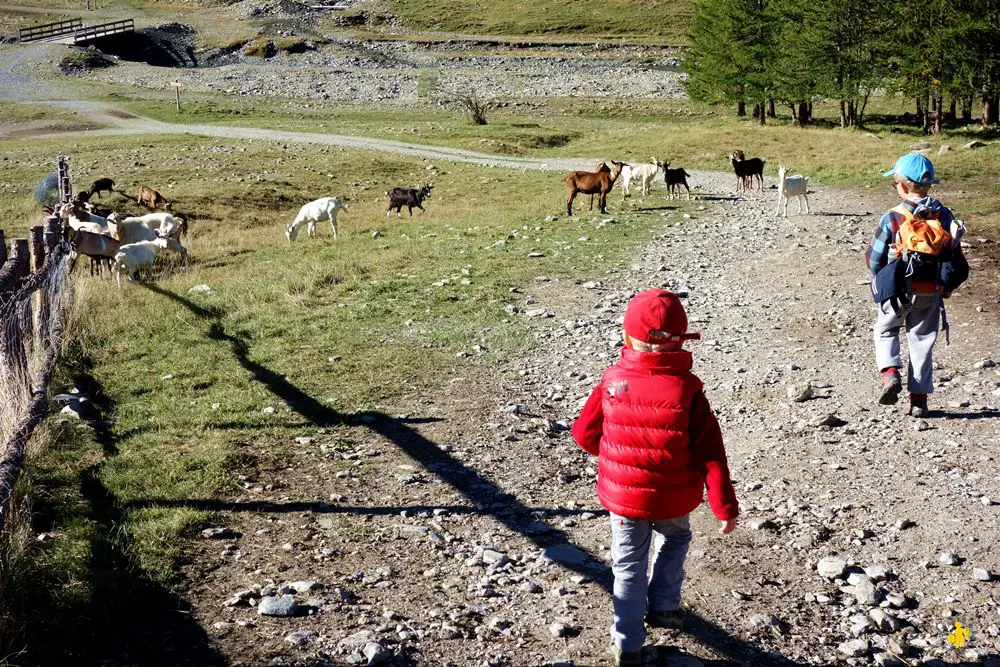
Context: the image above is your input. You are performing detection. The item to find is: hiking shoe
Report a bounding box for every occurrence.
[646,609,684,630]
[608,643,642,667]
[909,395,929,418]
[878,369,902,405]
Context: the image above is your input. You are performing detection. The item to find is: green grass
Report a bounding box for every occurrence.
[82,88,1000,230]
[385,0,694,41]
[0,131,690,658]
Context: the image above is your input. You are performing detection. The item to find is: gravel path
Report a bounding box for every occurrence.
[172,178,999,666]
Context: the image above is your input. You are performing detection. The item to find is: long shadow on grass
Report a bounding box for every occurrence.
[24,354,225,666]
[142,284,809,667]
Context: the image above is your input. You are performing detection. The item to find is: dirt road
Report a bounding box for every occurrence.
[147,181,998,666]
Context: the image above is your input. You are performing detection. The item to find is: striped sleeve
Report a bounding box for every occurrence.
[865,211,896,275]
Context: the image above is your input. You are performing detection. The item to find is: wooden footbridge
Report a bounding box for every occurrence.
[18,17,134,45]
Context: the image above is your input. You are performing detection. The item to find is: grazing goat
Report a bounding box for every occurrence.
[662,163,692,200]
[119,211,186,238]
[286,197,347,241]
[728,152,766,193]
[386,185,432,217]
[65,226,121,277]
[89,178,115,199]
[112,237,170,290]
[564,161,624,216]
[620,158,663,199]
[775,166,810,216]
[58,202,112,236]
[107,213,188,265]
[137,185,171,210]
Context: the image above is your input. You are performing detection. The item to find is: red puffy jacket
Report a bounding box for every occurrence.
[571,348,739,521]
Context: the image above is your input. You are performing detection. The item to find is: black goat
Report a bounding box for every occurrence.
[662,163,692,200]
[728,152,765,193]
[386,184,433,217]
[89,177,115,198]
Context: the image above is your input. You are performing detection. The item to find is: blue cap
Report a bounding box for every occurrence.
[883,153,939,184]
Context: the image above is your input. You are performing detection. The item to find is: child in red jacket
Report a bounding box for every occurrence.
[571,289,739,667]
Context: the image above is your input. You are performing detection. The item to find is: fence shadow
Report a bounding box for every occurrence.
[133,284,812,666]
[21,351,225,666]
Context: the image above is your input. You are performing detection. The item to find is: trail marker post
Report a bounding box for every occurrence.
[170,81,184,111]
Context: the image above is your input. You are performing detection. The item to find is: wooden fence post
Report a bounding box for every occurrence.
[43,217,61,252]
[0,239,29,296]
[29,226,45,273]
[0,240,31,386]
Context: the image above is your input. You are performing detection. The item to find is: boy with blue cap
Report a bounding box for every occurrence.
[865,153,967,417]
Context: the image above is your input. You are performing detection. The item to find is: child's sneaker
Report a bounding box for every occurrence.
[909,394,928,418]
[607,643,642,667]
[879,368,902,405]
[645,609,684,630]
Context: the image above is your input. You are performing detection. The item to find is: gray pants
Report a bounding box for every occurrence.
[873,293,942,395]
[609,513,692,652]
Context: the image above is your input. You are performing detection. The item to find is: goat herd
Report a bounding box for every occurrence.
[563,151,810,216]
[53,155,808,289]
[51,178,189,290]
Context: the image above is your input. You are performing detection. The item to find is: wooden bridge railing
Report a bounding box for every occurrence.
[73,19,135,44]
[18,18,83,43]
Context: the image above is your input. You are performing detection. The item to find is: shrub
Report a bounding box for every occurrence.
[59,47,115,75]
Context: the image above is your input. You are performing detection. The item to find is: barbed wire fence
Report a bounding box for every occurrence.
[0,156,73,534]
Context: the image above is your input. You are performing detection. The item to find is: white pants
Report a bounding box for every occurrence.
[873,293,942,395]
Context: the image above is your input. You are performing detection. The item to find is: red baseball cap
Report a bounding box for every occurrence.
[623,289,698,344]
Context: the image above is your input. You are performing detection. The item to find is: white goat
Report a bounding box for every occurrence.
[621,158,663,199]
[286,197,347,241]
[108,213,188,265]
[775,166,810,216]
[111,237,170,290]
[58,202,111,236]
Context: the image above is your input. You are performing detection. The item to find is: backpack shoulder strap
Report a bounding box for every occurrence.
[891,203,913,220]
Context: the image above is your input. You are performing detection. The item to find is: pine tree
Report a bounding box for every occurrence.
[769,0,890,127]
[684,0,775,123]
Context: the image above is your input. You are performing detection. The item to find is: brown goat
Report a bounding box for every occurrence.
[564,160,624,216]
[137,185,171,210]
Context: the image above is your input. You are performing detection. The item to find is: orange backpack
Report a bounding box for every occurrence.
[893,204,952,257]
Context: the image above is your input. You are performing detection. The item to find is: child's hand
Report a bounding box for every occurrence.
[719,518,738,535]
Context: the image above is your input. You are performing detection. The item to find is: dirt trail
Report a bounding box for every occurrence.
[156,181,996,667]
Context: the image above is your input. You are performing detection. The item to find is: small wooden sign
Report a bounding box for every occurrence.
[170,82,184,110]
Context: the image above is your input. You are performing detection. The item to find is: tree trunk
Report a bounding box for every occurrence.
[807,102,813,119]
[920,96,931,134]
[840,100,847,128]
[858,94,870,128]
[983,94,999,126]
[767,99,776,118]
[756,103,766,125]
[737,101,746,117]
[946,98,957,122]
[797,101,810,127]
[962,96,973,123]
[932,96,943,134]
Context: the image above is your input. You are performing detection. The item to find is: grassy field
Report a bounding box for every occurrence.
[0,131,692,656]
[71,87,1000,230]
[384,0,694,41]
